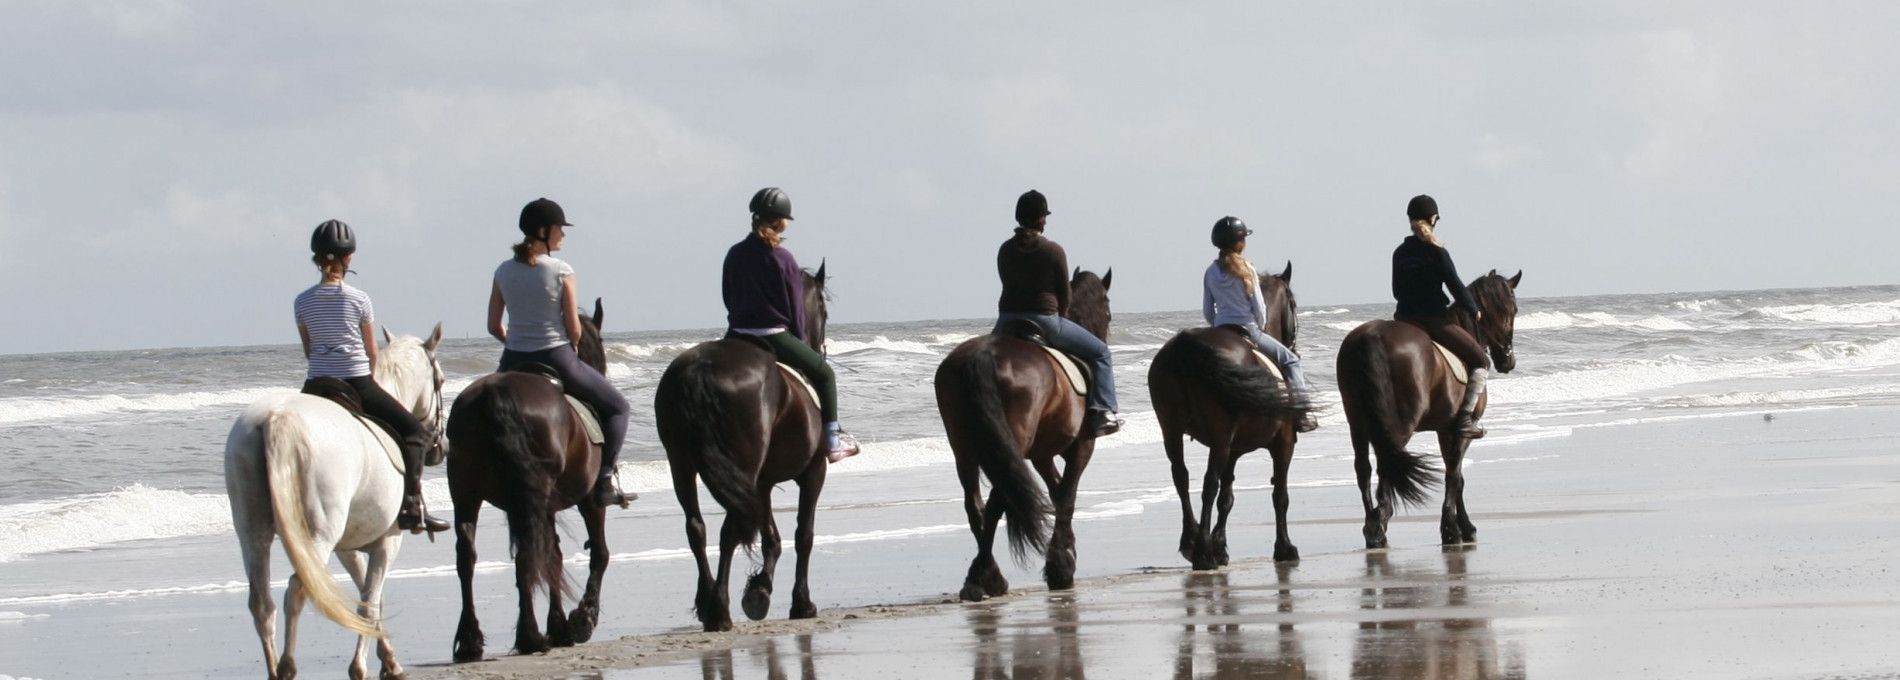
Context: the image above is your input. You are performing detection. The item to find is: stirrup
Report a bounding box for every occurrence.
[826,430,862,463]
[591,476,633,509]
[399,495,450,540]
[1295,413,1320,433]
[1451,414,1487,440]
[1082,410,1123,438]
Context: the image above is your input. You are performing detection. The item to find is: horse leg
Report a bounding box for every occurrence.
[451,501,485,662]
[567,502,608,644]
[235,512,280,679]
[1438,431,1477,544]
[957,455,999,602]
[1192,438,1232,570]
[513,529,549,654]
[279,573,306,680]
[743,486,782,621]
[789,459,827,619]
[709,512,742,632]
[1210,452,1240,567]
[357,541,406,680]
[337,550,372,680]
[1351,425,1386,550]
[673,466,727,632]
[544,527,574,648]
[1269,430,1300,563]
[1163,424,1197,562]
[962,489,1010,602]
[1045,446,1091,590]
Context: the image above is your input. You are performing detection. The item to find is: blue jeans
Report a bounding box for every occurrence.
[1234,323,1310,393]
[994,312,1117,413]
[499,345,630,474]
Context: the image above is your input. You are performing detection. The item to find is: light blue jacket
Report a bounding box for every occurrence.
[1202,260,1266,329]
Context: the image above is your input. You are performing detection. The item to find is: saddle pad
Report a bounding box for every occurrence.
[1039,346,1088,396]
[778,363,822,406]
[349,413,405,474]
[1436,343,1469,384]
[1248,349,1287,383]
[565,394,605,445]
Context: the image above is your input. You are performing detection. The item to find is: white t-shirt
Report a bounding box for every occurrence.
[495,255,576,352]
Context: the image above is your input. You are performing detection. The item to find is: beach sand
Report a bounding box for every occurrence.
[411,405,1900,680]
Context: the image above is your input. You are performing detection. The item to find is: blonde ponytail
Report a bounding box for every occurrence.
[1218,249,1258,299]
[1412,221,1443,247]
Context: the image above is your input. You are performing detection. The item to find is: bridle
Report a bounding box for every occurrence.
[420,356,448,464]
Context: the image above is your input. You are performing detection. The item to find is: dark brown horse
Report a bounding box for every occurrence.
[1150,263,1309,569]
[655,265,830,632]
[1336,271,1521,549]
[445,299,615,661]
[934,269,1114,602]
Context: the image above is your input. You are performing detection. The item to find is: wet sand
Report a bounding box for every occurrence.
[417,405,1900,679]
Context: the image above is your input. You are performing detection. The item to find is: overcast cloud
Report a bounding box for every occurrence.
[1,1,1894,354]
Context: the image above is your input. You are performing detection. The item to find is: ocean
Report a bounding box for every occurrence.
[4,284,1900,677]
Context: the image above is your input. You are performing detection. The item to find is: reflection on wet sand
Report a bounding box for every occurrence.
[696,634,817,680]
[1351,547,1526,679]
[968,595,1088,679]
[1172,565,1309,679]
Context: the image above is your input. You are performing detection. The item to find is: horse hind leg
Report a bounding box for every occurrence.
[1163,424,1197,563]
[961,488,1010,602]
[742,487,782,621]
[337,550,372,680]
[1269,430,1300,563]
[451,502,485,662]
[1210,450,1240,567]
[1350,426,1387,550]
[673,465,728,632]
[1044,446,1092,590]
[566,503,609,643]
[1191,439,1232,570]
[513,517,552,654]
[233,500,280,678]
[279,573,307,680]
[788,460,827,619]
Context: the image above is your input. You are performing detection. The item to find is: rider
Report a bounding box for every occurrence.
[488,197,633,506]
[1202,216,1320,433]
[296,219,449,534]
[1392,194,1490,439]
[722,187,862,462]
[995,190,1121,438]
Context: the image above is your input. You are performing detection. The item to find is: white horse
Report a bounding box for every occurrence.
[224,325,446,680]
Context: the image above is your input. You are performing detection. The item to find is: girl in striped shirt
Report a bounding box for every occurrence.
[296,219,448,534]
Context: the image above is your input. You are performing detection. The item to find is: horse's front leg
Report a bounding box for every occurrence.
[1350,426,1386,549]
[742,485,783,621]
[1269,429,1301,562]
[1438,431,1477,544]
[788,458,828,619]
[1044,445,1092,590]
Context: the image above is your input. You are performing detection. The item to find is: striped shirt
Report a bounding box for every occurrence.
[294,282,375,379]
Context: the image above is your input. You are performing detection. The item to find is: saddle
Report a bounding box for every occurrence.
[300,377,405,470]
[1214,325,1288,384]
[996,320,1088,396]
[505,364,606,445]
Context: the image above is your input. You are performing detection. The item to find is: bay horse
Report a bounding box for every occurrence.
[1149,263,1309,569]
[655,264,830,632]
[224,324,446,680]
[934,268,1116,602]
[446,299,616,661]
[1336,270,1521,549]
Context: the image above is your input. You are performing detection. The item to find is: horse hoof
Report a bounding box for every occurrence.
[1365,536,1388,550]
[790,601,817,620]
[567,607,597,644]
[742,587,772,621]
[349,664,366,680]
[279,658,298,680]
[959,584,988,602]
[701,618,733,633]
[516,632,550,656]
[451,645,483,664]
[380,671,407,680]
[1273,543,1301,563]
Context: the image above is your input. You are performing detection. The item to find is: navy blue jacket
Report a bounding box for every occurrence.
[1392,236,1478,319]
[723,234,808,341]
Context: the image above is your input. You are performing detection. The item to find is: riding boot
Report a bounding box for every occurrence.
[398,476,450,536]
[1451,367,1489,439]
[591,472,633,509]
[1082,408,1124,438]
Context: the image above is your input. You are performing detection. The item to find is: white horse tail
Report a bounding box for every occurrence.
[264,407,384,638]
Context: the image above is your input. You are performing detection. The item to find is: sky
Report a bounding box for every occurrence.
[1,1,1895,355]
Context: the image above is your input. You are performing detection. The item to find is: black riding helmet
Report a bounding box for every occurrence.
[1407,194,1439,222]
[1210,216,1252,250]
[750,187,794,221]
[311,219,356,261]
[1015,190,1050,226]
[518,197,572,240]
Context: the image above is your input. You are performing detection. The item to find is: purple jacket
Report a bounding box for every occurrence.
[722,234,808,341]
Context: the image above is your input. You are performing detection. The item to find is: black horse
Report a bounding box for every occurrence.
[655,264,831,632]
[1149,263,1309,568]
[1336,270,1521,548]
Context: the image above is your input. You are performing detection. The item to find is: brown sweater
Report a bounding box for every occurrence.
[996,232,1070,315]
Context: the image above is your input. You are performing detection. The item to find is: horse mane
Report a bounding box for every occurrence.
[373,336,431,399]
[1455,272,1517,347]
[1259,269,1298,350]
[801,268,833,302]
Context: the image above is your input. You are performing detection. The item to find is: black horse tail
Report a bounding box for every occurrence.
[678,359,763,548]
[476,379,572,602]
[1156,330,1304,417]
[960,343,1050,562]
[1340,332,1440,509]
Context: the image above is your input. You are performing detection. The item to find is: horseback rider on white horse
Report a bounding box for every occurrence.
[224,219,448,680]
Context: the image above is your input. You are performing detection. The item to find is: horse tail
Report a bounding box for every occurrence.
[478,379,571,602]
[262,407,382,637]
[1340,332,1439,509]
[1154,330,1303,417]
[959,344,1050,562]
[673,360,763,548]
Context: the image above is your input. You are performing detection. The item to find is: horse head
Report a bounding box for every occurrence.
[1462,270,1522,374]
[1259,261,1298,350]
[1066,267,1113,341]
[577,298,608,376]
[803,260,831,353]
[378,322,449,465]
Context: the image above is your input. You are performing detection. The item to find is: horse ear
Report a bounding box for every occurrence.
[816,259,827,285]
[1488,268,1498,277]
[1072,266,1081,280]
[593,297,605,328]
[381,327,393,347]
[1508,270,1522,289]
[1279,261,1292,282]
[424,322,443,352]
[1101,268,1113,291]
